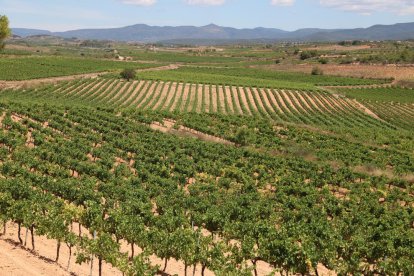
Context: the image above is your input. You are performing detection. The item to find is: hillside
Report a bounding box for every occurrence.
[11,22,414,43]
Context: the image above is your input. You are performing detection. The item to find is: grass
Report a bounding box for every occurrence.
[335,87,414,103]
[0,56,164,81]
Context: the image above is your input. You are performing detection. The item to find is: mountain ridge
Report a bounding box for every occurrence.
[11,22,414,44]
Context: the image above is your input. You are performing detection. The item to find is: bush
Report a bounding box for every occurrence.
[311,66,323,75]
[300,50,318,60]
[318,58,328,64]
[120,68,136,81]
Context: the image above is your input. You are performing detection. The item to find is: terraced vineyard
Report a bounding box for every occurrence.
[1,78,391,128]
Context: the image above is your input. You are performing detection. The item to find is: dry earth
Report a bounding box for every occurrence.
[260,64,414,82]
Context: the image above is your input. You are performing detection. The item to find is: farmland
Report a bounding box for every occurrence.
[0,56,164,81]
[0,38,413,276]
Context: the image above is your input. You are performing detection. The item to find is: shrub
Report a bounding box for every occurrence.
[318,58,328,64]
[311,66,323,75]
[120,68,136,81]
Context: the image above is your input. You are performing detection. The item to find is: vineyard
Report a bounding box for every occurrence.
[0,39,413,276]
[0,78,392,128]
[0,57,163,81]
[0,100,413,276]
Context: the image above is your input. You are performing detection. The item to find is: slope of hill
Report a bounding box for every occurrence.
[11,22,414,43]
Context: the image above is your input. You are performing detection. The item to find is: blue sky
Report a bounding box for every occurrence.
[1,0,414,31]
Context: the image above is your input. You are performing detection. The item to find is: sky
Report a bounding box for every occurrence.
[1,0,414,31]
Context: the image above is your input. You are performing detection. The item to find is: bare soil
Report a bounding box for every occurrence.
[261,64,414,81]
[161,82,178,110]
[169,83,184,112]
[230,86,243,114]
[258,88,276,114]
[244,87,259,113]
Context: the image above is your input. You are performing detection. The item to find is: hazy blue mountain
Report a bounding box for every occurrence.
[11,22,414,44]
[12,28,52,37]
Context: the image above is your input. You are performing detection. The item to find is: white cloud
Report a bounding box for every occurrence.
[319,0,414,15]
[185,0,226,5]
[118,0,156,6]
[271,0,295,6]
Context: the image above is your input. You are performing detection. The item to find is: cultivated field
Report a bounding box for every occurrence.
[0,39,413,276]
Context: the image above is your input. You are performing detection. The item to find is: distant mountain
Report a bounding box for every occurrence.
[11,22,414,44]
[12,28,52,37]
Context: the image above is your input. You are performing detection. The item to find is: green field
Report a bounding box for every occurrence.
[135,66,387,90]
[335,86,414,103]
[0,56,163,80]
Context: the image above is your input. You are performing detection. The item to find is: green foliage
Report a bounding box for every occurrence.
[335,86,414,103]
[0,15,11,49]
[0,57,160,80]
[300,50,318,60]
[120,68,136,81]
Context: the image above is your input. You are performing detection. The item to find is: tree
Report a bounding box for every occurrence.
[0,15,11,49]
[120,68,136,81]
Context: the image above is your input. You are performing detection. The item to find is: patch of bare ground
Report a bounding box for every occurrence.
[153,81,171,110]
[0,112,6,127]
[294,91,313,111]
[1,216,337,276]
[244,87,259,113]
[266,89,284,114]
[138,64,180,72]
[302,92,324,112]
[317,94,342,113]
[280,90,300,113]
[0,72,107,90]
[1,222,121,276]
[273,90,291,113]
[347,99,383,121]
[353,165,414,183]
[204,85,211,113]
[169,83,184,112]
[289,90,309,114]
[150,119,234,146]
[309,93,335,114]
[186,84,197,112]
[259,64,414,82]
[137,82,157,108]
[66,79,101,98]
[26,130,35,148]
[128,81,150,107]
[113,80,139,105]
[223,86,234,114]
[210,85,218,113]
[258,88,276,114]
[87,79,117,102]
[180,84,191,112]
[196,84,203,113]
[251,88,269,115]
[104,81,130,103]
[161,82,177,110]
[304,44,373,51]
[98,81,124,103]
[217,85,226,114]
[146,81,165,109]
[230,86,243,114]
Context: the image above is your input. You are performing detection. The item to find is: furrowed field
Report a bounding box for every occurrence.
[0,40,413,276]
